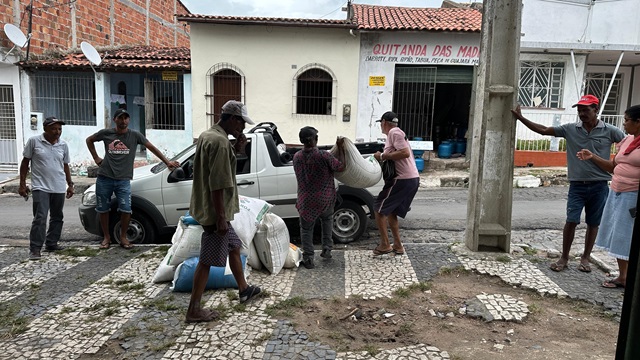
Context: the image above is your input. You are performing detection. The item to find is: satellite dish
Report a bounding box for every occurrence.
[80,41,102,66]
[4,24,28,47]
[2,23,30,61]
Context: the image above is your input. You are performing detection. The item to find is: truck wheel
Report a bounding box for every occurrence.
[110,212,157,245]
[333,200,367,244]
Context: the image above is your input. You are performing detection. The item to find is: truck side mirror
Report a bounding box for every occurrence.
[168,167,186,183]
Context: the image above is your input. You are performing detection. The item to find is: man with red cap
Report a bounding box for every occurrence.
[512,95,624,273]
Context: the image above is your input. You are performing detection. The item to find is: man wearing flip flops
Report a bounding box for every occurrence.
[86,108,179,250]
[512,95,624,273]
[372,111,420,257]
[186,100,262,323]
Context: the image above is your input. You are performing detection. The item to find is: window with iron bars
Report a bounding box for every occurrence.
[585,73,622,115]
[294,65,336,115]
[144,74,185,130]
[206,63,244,127]
[30,71,96,126]
[518,61,565,108]
[0,85,16,140]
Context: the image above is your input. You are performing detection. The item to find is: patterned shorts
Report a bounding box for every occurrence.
[200,223,243,267]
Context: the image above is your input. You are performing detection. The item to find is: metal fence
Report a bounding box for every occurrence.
[144,77,185,130]
[0,85,17,168]
[515,111,624,151]
[30,72,96,126]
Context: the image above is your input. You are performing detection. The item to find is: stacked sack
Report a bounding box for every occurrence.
[152,196,302,292]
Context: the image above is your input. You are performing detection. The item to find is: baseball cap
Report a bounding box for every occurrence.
[375,111,399,123]
[299,126,318,144]
[43,116,65,127]
[113,108,130,120]
[572,95,599,108]
[221,100,255,125]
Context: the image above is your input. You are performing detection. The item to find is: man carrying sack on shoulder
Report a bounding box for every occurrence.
[372,111,420,257]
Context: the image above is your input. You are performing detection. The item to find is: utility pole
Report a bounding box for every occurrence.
[465,0,522,253]
[25,0,33,61]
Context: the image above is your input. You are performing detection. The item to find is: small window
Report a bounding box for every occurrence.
[295,67,334,115]
[518,61,565,108]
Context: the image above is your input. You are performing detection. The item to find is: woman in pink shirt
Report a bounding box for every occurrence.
[577,105,640,288]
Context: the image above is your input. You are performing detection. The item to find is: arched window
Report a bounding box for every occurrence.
[294,64,336,115]
[206,63,244,126]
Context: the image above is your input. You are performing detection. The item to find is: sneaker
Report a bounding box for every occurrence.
[302,257,315,269]
[29,250,41,260]
[239,285,262,304]
[45,245,65,252]
[320,249,332,259]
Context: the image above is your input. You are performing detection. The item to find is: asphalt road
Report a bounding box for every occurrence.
[0,186,570,245]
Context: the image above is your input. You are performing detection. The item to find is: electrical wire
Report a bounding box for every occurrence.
[319,1,347,19]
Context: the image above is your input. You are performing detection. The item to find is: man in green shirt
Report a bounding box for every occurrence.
[186,100,262,323]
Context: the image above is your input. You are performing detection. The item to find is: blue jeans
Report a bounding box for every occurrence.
[30,191,65,252]
[95,175,132,213]
[300,206,334,258]
[566,181,608,225]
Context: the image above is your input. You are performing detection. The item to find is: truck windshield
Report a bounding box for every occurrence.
[151,143,197,174]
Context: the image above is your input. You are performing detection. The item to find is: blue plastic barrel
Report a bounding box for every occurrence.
[438,141,452,159]
[415,158,425,172]
[455,140,467,154]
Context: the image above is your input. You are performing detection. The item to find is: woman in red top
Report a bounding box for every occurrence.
[577,105,640,288]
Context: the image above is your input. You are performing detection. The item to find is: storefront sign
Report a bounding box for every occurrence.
[365,42,480,65]
[162,71,178,81]
[369,76,385,86]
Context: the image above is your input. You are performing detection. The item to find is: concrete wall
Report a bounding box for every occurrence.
[356,32,481,141]
[189,23,360,144]
[521,0,640,47]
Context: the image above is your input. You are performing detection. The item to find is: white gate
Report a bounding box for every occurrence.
[0,85,18,171]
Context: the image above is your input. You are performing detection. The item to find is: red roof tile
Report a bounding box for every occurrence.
[351,4,481,32]
[176,13,354,29]
[20,45,190,71]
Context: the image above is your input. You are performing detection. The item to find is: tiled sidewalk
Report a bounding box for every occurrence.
[0,243,624,360]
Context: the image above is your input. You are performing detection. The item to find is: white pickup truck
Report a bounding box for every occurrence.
[78,123,384,245]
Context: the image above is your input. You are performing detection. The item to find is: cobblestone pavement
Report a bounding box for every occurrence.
[0,226,625,360]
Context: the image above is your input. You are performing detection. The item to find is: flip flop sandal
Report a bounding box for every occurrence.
[602,280,625,288]
[393,248,405,255]
[578,263,592,273]
[185,309,220,323]
[373,247,393,256]
[99,241,111,249]
[120,242,134,250]
[549,261,568,272]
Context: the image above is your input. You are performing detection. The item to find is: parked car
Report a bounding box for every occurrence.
[79,123,384,245]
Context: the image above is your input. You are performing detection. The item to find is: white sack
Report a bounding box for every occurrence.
[152,250,177,283]
[231,195,274,249]
[332,137,382,188]
[283,243,303,269]
[254,213,290,275]
[247,238,263,270]
[168,220,204,266]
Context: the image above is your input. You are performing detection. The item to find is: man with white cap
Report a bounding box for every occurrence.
[512,95,625,273]
[186,100,262,323]
[19,116,74,260]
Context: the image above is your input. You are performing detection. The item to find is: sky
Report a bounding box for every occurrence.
[180,0,479,19]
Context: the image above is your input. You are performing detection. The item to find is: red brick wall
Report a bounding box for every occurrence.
[1,0,189,56]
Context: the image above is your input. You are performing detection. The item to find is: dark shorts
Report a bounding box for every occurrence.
[374,177,420,218]
[200,222,243,267]
[566,181,609,225]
